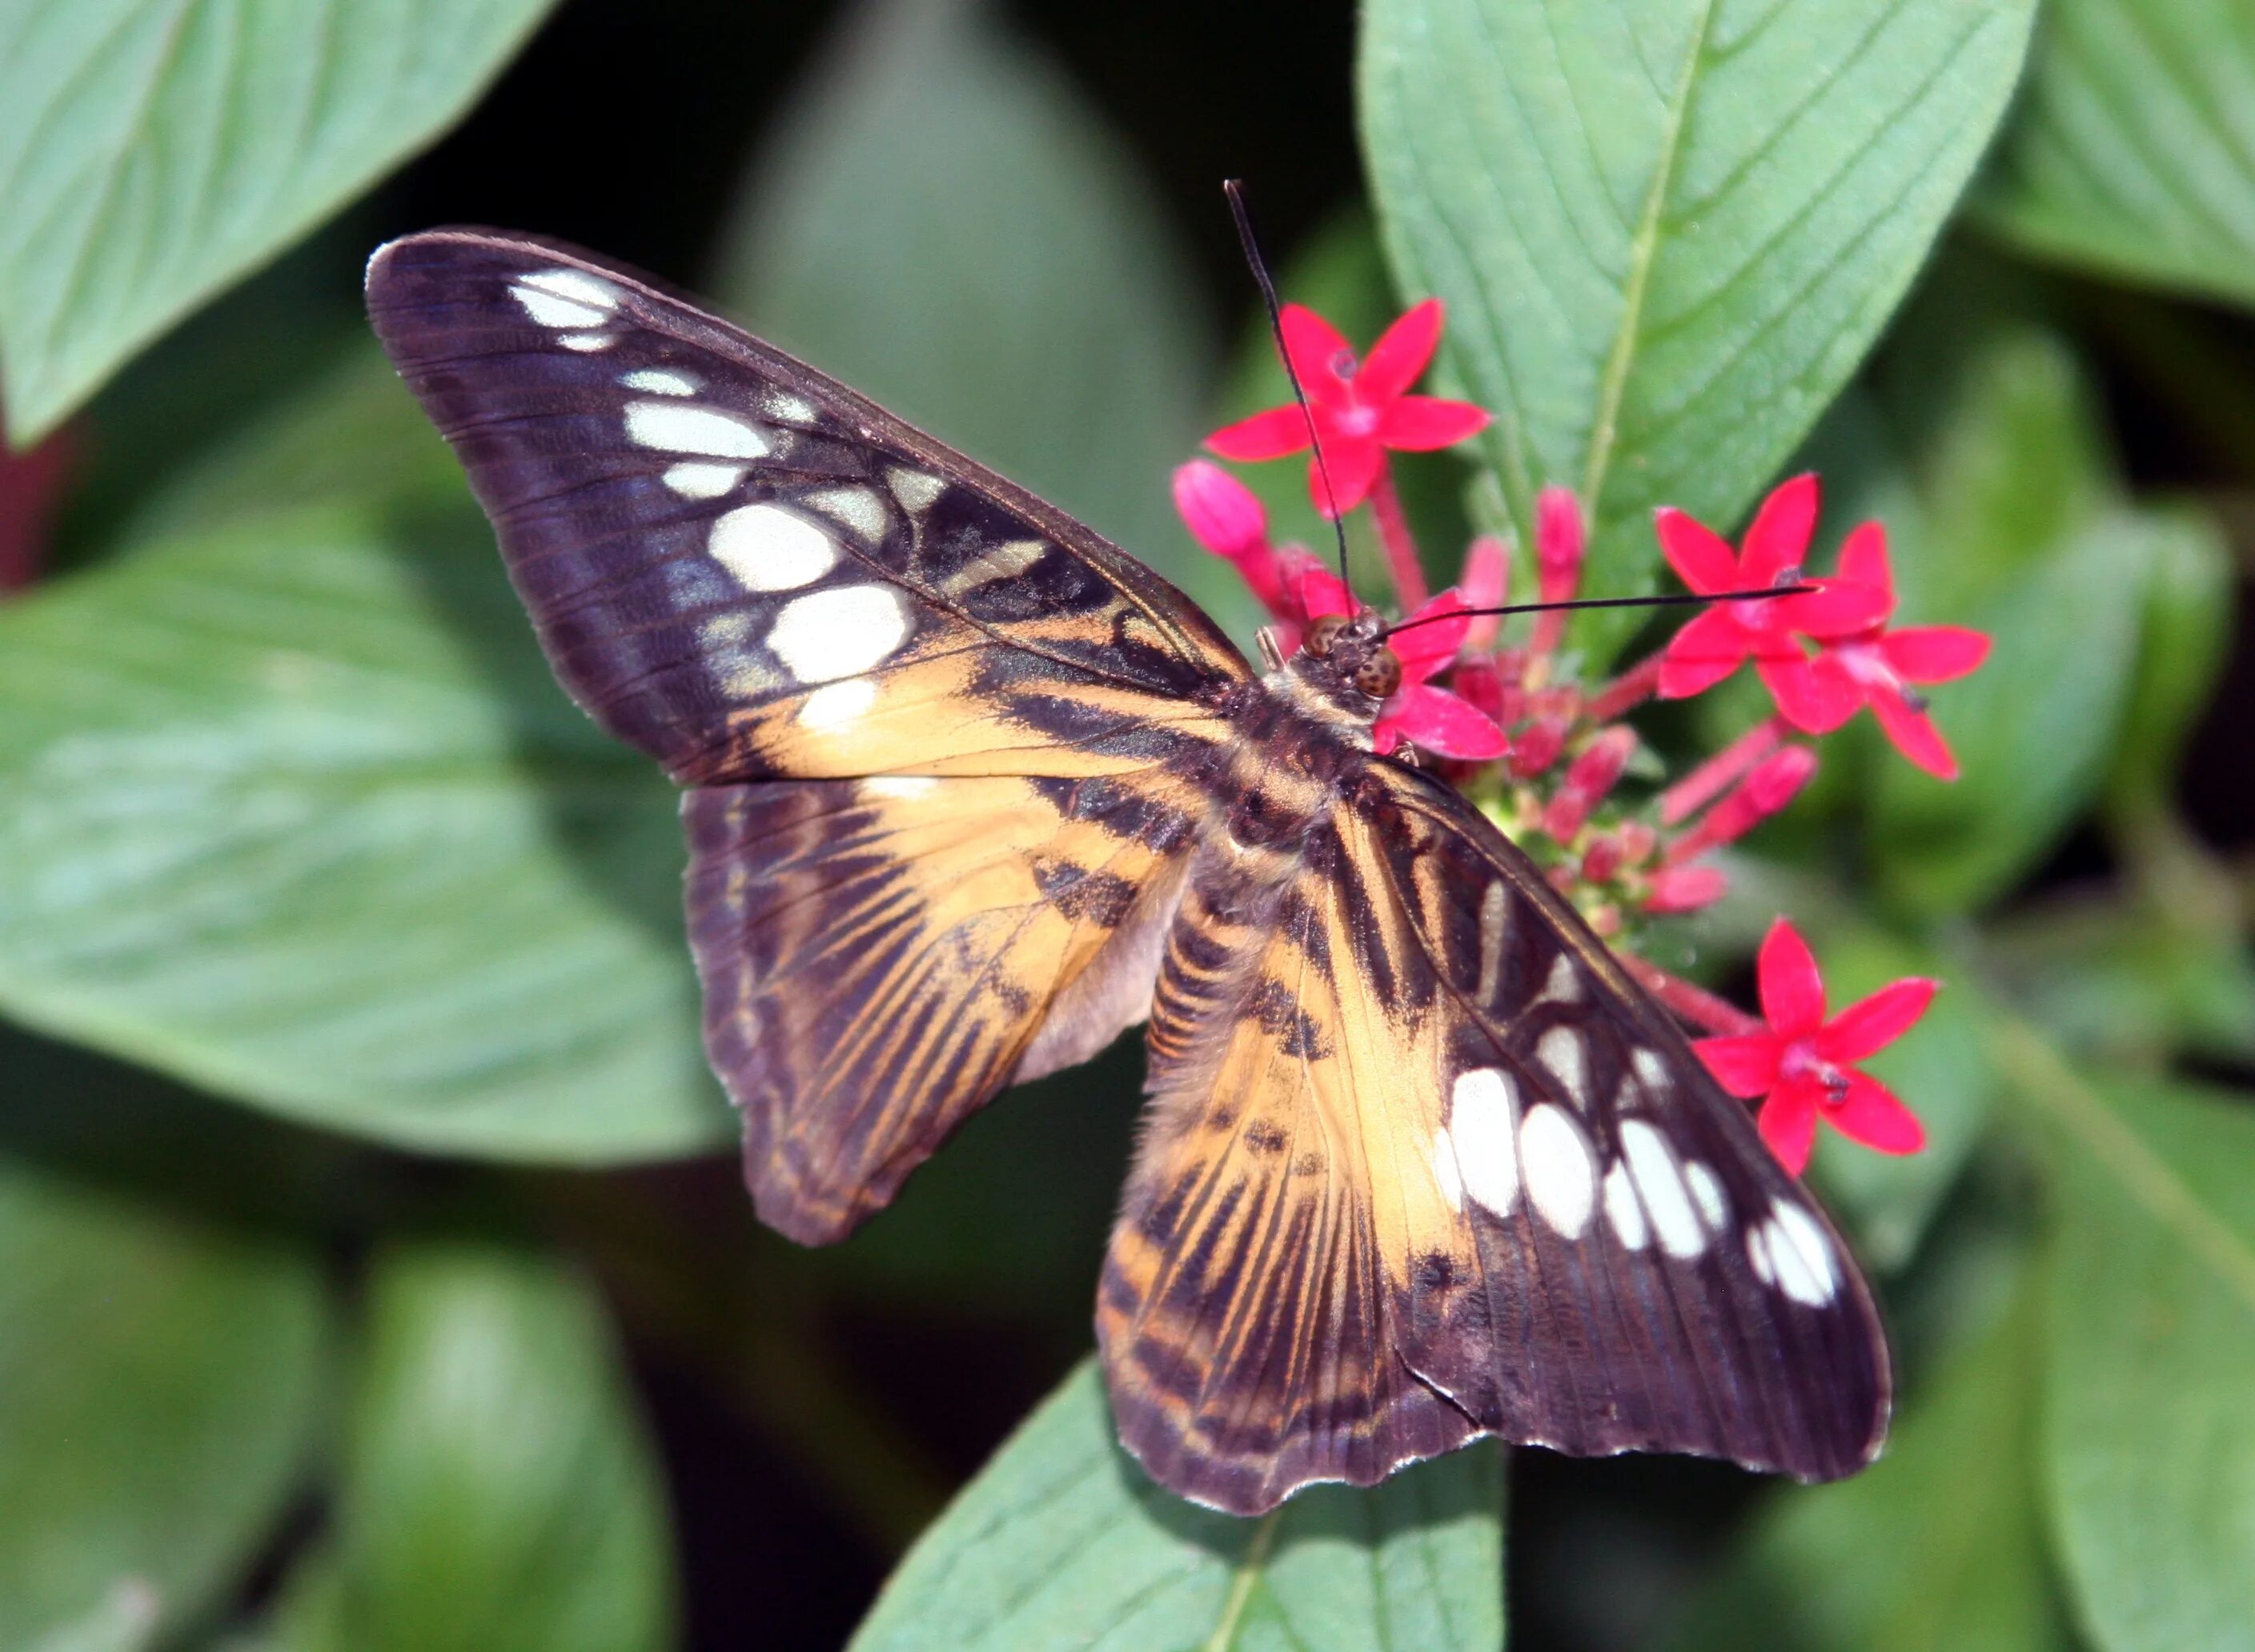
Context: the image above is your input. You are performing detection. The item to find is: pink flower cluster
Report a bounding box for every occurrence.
[1178,299,1980,1174]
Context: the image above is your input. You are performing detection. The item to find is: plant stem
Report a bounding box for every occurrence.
[1587,652,1663,722]
[1368,466,1429,607]
[1618,951,1762,1037]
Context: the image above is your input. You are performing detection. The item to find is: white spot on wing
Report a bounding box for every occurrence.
[888,467,945,511]
[1519,1104,1595,1239]
[798,676,877,729]
[1430,1127,1465,1214]
[624,401,769,459]
[664,463,743,499]
[1449,1069,1519,1219]
[1535,1026,1590,1107]
[804,485,889,540]
[1539,954,1581,1004]
[1767,1202,1839,1305]
[1603,1162,1649,1249]
[763,391,821,425]
[710,504,837,591]
[517,268,620,311]
[1475,881,1508,1001]
[864,776,939,799]
[1631,1047,1673,1094]
[699,614,755,651]
[1746,1225,1776,1285]
[1686,1161,1729,1232]
[1619,1120,1704,1258]
[560,331,612,351]
[623,368,698,395]
[511,284,609,329]
[769,585,909,681]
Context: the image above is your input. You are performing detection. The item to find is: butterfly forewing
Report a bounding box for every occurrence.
[1103,758,1886,1513]
[367,227,1889,1516]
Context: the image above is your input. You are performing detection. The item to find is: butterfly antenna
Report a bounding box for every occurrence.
[1224,179,1351,591]
[1381,583,1819,640]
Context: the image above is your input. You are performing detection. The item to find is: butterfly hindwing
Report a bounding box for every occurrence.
[364,229,1250,788]
[1101,760,1887,1514]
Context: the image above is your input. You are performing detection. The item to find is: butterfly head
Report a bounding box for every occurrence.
[1285,607,1401,729]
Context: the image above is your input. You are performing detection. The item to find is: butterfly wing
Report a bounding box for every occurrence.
[367,229,1247,1238]
[1101,758,1888,1514]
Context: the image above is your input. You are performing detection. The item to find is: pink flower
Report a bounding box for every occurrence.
[1795,524,1992,780]
[1655,475,1890,708]
[1206,300,1491,517]
[1292,572,1508,760]
[1693,920,1935,1174]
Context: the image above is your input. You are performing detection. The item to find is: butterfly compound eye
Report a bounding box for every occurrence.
[1304,614,1349,658]
[1355,648,1402,699]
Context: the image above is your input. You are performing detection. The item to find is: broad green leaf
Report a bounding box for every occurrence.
[712,0,1251,643]
[1667,1281,2069,1652]
[853,1359,1503,1652]
[2029,1070,2255,1652]
[0,356,729,1161]
[1976,0,2255,307]
[1358,0,2035,664]
[0,0,556,443]
[1806,928,2000,1272]
[0,1151,328,1649]
[331,1241,676,1652]
[2103,502,2234,820]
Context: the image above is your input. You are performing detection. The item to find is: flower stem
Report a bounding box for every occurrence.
[1617,952,1763,1037]
[1368,466,1428,607]
[1659,715,1785,826]
[1587,652,1663,723]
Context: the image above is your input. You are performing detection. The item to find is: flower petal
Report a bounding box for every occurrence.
[1283,554,1354,624]
[1173,460,1266,557]
[1460,534,1508,650]
[1882,624,1990,684]
[1655,507,1740,593]
[1379,395,1491,451]
[1694,1033,1782,1097]
[1831,519,1895,603]
[1869,687,1959,779]
[1280,304,1355,403]
[1207,405,1311,462]
[1756,917,1826,1035]
[1380,683,1509,760]
[1759,652,1860,733]
[1827,1073,1927,1156]
[1740,473,1820,586]
[1644,863,1729,912]
[1309,436,1385,516]
[1390,589,1472,682]
[1659,606,1753,698]
[1358,298,1444,401]
[1780,576,1892,638]
[1759,1084,1822,1175]
[1819,978,1938,1064]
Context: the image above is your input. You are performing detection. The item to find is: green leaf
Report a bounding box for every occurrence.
[2103,502,2235,820]
[1975,0,2255,307]
[2031,1070,2255,1652]
[0,0,557,443]
[712,0,1251,643]
[0,355,729,1161]
[852,1359,1503,1652]
[1667,1277,2069,1652]
[1358,0,2036,664]
[0,1151,328,1648]
[331,1241,676,1652]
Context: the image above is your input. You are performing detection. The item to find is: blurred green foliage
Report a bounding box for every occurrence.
[0,0,2249,1647]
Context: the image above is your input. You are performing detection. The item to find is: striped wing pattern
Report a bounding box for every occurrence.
[1102,760,1886,1513]
[367,228,1889,1518]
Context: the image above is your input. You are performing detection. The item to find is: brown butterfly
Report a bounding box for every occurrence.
[366,229,1888,1515]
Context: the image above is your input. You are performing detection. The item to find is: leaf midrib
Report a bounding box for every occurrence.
[1578,0,1719,519]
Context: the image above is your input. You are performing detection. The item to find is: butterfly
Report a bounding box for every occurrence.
[365,228,1888,1515]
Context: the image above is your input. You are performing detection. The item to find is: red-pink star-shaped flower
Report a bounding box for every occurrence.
[1693,919,1935,1175]
[1655,475,1889,708]
[1289,567,1508,760]
[1791,523,1992,780]
[1206,300,1491,518]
